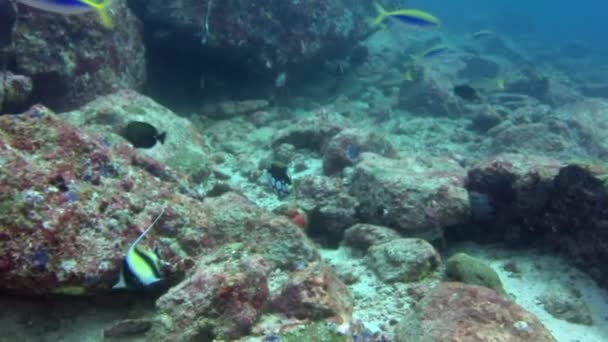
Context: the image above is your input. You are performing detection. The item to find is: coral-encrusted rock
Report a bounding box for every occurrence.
[203,192,319,269]
[322,128,396,175]
[350,153,470,240]
[294,175,358,242]
[203,99,270,119]
[11,0,145,110]
[62,90,211,183]
[0,106,318,295]
[466,153,562,241]
[398,65,462,116]
[342,224,401,251]
[272,110,351,151]
[395,282,556,342]
[271,262,353,322]
[103,318,155,339]
[539,284,593,325]
[131,0,372,72]
[539,163,608,289]
[366,238,440,283]
[0,72,33,111]
[552,99,608,158]
[0,105,184,294]
[155,244,270,341]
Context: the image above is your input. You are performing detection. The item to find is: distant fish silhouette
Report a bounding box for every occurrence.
[454,84,480,101]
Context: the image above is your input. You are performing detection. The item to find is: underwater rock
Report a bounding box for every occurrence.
[457,56,501,79]
[62,90,211,184]
[397,65,462,117]
[203,192,319,269]
[272,109,352,151]
[103,318,155,339]
[130,0,372,72]
[539,163,608,289]
[155,244,270,341]
[271,262,353,322]
[0,105,318,295]
[505,75,550,102]
[295,175,358,244]
[366,238,440,284]
[202,99,270,119]
[0,105,185,294]
[0,71,33,112]
[342,224,402,251]
[395,282,556,342]
[464,154,562,242]
[322,128,396,175]
[350,153,470,241]
[579,82,608,99]
[445,253,505,295]
[10,0,145,111]
[552,99,608,158]
[539,284,593,325]
[271,321,352,342]
[469,106,503,133]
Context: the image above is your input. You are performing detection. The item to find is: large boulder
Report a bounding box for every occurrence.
[154,244,270,341]
[464,153,562,242]
[9,0,145,111]
[62,90,211,183]
[271,262,353,322]
[349,153,470,241]
[295,175,358,243]
[322,128,396,175]
[0,105,318,295]
[395,282,556,342]
[366,238,440,283]
[398,65,462,117]
[130,0,373,72]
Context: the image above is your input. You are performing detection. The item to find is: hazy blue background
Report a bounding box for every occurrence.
[399,1,606,50]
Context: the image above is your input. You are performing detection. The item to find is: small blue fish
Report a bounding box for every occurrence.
[411,44,450,62]
[113,208,165,289]
[17,0,113,28]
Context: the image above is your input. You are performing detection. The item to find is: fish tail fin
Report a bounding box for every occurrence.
[157,132,166,145]
[112,270,127,289]
[373,2,389,25]
[404,69,414,81]
[79,0,113,28]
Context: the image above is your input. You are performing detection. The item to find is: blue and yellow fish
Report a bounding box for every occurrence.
[410,44,450,63]
[17,0,113,28]
[113,209,165,290]
[373,2,441,29]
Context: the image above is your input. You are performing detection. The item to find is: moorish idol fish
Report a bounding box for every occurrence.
[113,208,165,290]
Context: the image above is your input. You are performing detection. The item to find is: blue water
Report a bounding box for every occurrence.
[403,0,606,51]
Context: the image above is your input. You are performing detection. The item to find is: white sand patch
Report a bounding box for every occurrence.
[448,242,608,342]
[320,246,440,339]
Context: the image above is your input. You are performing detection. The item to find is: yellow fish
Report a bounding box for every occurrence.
[113,209,165,289]
[16,0,113,28]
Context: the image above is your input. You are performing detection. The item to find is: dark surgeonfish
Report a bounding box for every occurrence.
[120,121,166,148]
[453,84,481,101]
[113,208,165,290]
[267,162,291,198]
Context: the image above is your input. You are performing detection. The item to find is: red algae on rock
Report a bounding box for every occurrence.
[395,282,556,342]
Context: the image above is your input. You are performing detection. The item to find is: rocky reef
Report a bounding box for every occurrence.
[2,1,608,341]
